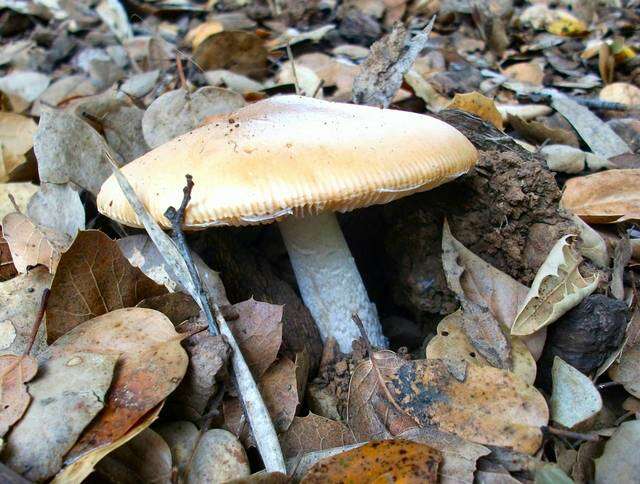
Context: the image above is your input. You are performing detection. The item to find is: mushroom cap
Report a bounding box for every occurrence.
[98,95,478,229]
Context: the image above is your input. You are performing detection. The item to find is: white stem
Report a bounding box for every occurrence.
[278,212,387,352]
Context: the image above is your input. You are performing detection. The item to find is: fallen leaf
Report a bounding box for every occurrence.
[276,65,323,99]
[0,183,38,220]
[547,11,588,36]
[267,25,336,50]
[0,227,17,281]
[229,298,283,379]
[169,324,229,420]
[541,144,610,174]
[33,106,112,196]
[440,220,546,358]
[399,426,490,484]
[611,237,631,300]
[442,221,512,369]
[0,266,50,356]
[0,354,37,436]
[117,234,229,305]
[26,182,85,238]
[550,357,602,428]
[447,92,504,130]
[96,0,133,42]
[137,291,199,325]
[1,212,71,273]
[0,71,50,112]
[31,75,96,117]
[497,104,552,121]
[155,420,198,476]
[550,96,630,158]
[225,358,299,443]
[571,215,609,268]
[609,339,640,398]
[141,86,246,149]
[561,169,640,223]
[193,31,268,78]
[187,429,251,484]
[352,18,434,107]
[52,404,163,483]
[508,114,579,147]
[594,420,640,483]
[387,359,548,454]
[0,112,36,180]
[346,350,417,441]
[46,230,167,343]
[599,82,640,107]
[43,308,187,462]
[427,310,536,384]
[300,439,441,483]
[503,62,545,86]
[512,235,599,336]
[279,413,356,459]
[535,464,574,483]
[95,428,172,484]
[185,20,224,48]
[3,351,117,481]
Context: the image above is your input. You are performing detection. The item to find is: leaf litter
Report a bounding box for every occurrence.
[0,0,639,481]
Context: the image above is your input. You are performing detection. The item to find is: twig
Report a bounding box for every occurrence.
[352,313,373,356]
[107,164,286,473]
[286,42,301,96]
[25,289,49,356]
[176,55,188,91]
[542,425,600,442]
[163,176,218,336]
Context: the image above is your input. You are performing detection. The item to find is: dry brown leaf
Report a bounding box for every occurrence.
[1,212,71,273]
[0,266,50,356]
[52,404,163,484]
[0,183,38,221]
[0,112,37,180]
[46,230,167,343]
[508,114,579,147]
[440,220,546,359]
[95,428,173,484]
[42,307,188,462]
[502,62,544,86]
[447,92,504,130]
[442,220,513,368]
[185,20,224,48]
[169,322,230,420]
[387,359,548,454]
[187,429,251,483]
[427,311,536,384]
[225,358,299,444]
[346,349,417,441]
[599,82,640,106]
[0,354,37,436]
[0,227,17,281]
[229,298,283,379]
[561,169,640,223]
[279,413,356,459]
[300,439,441,483]
[512,235,599,336]
[193,31,268,79]
[3,351,117,481]
[399,426,490,484]
[609,339,640,398]
[352,19,434,108]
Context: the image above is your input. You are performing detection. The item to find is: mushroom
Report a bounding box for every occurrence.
[97,95,477,352]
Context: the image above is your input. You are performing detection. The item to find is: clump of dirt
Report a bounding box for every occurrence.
[346,110,576,327]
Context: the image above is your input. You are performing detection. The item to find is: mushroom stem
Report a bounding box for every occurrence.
[278,211,387,352]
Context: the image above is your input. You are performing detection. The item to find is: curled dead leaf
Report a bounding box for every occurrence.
[561,169,640,223]
[0,354,37,437]
[193,31,268,79]
[512,235,599,336]
[1,212,71,274]
[447,92,504,130]
[46,230,167,343]
[279,413,356,459]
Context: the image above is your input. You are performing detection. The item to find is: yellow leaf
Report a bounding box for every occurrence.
[447,92,504,130]
[547,11,588,37]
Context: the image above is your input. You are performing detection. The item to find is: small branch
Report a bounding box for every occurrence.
[164,176,218,336]
[352,313,373,357]
[286,42,301,96]
[176,55,188,91]
[542,425,600,442]
[25,289,49,356]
